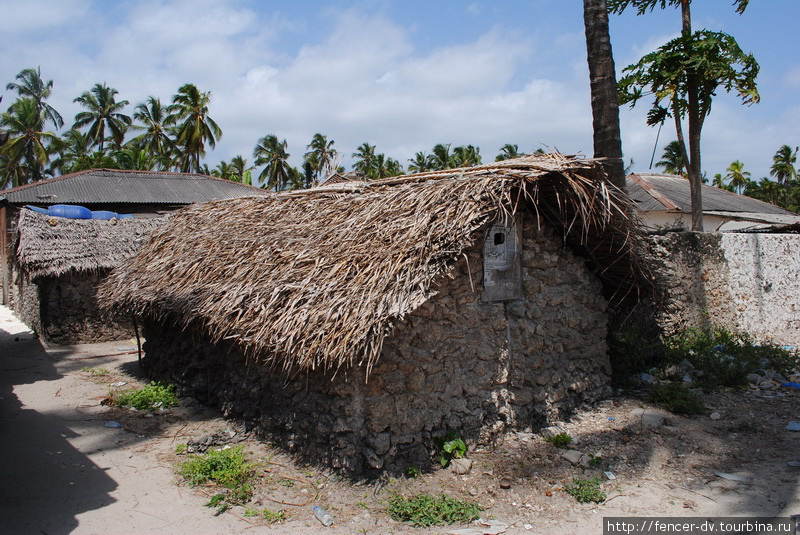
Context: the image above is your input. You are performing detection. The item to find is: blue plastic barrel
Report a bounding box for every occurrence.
[118,214,134,219]
[91,210,119,220]
[25,205,49,214]
[48,205,92,219]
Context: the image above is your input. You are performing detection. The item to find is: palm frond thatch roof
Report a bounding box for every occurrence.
[15,209,167,280]
[100,154,647,374]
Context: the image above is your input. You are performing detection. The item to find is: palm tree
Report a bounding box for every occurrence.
[254,134,292,191]
[770,145,798,207]
[407,151,432,173]
[165,83,222,173]
[6,67,64,129]
[451,145,481,167]
[49,129,91,174]
[130,97,174,163]
[352,142,376,177]
[212,160,234,180]
[770,145,797,186]
[73,83,131,154]
[495,144,520,161]
[229,155,253,185]
[725,160,750,194]
[113,146,158,170]
[655,140,686,176]
[0,98,58,184]
[371,153,403,179]
[712,173,727,190]
[583,0,626,190]
[304,133,338,183]
[430,143,453,170]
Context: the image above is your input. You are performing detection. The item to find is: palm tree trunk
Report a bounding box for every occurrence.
[583,0,626,191]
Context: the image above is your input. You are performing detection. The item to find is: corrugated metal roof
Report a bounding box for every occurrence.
[626,173,794,216]
[0,168,267,205]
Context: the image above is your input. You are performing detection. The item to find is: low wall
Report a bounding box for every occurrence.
[140,220,611,474]
[646,232,800,346]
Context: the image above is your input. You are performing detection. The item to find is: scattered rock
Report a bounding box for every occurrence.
[639,373,657,385]
[562,449,584,466]
[746,373,763,386]
[709,412,722,420]
[629,408,670,429]
[715,472,751,483]
[451,458,473,475]
[448,519,508,535]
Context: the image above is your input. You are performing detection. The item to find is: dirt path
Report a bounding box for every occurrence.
[2,304,799,535]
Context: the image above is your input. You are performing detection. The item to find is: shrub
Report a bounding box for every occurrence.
[543,432,573,449]
[565,477,606,503]
[387,494,481,527]
[115,382,179,411]
[664,327,796,388]
[647,383,705,415]
[607,320,665,386]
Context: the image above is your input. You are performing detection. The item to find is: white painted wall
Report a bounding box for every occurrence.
[720,233,800,347]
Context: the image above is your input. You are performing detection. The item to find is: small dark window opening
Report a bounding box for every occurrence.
[494,232,505,246]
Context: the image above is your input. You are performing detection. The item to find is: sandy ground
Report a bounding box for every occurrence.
[1,304,799,535]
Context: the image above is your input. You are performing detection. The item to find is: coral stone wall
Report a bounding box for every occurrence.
[141,218,610,474]
[9,263,43,336]
[647,232,800,346]
[39,271,134,344]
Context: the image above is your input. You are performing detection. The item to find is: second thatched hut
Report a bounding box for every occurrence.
[101,154,645,474]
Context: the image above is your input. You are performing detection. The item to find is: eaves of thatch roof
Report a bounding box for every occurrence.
[100,154,648,374]
[15,209,168,280]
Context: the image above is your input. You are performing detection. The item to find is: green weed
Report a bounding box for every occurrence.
[543,432,573,449]
[175,443,187,454]
[81,366,109,376]
[565,477,606,503]
[647,383,705,415]
[261,508,287,523]
[387,494,481,527]
[115,381,178,411]
[406,466,421,478]
[178,446,253,488]
[433,431,467,467]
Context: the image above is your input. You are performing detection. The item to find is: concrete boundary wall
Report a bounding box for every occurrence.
[646,232,800,346]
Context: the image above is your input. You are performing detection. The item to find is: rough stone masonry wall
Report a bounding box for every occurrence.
[141,218,610,475]
[39,271,135,344]
[9,262,43,337]
[646,232,800,346]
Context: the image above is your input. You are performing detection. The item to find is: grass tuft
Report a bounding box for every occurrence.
[115,381,178,411]
[387,494,481,527]
[543,432,573,449]
[565,477,606,503]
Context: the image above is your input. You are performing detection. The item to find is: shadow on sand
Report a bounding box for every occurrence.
[0,324,118,535]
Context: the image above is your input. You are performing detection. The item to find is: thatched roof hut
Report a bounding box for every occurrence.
[15,210,167,280]
[102,154,645,375]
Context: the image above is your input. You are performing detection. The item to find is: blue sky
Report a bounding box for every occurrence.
[1,0,797,182]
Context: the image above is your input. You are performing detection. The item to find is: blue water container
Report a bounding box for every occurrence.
[25,205,49,214]
[48,204,92,219]
[118,214,134,219]
[91,210,119,220]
